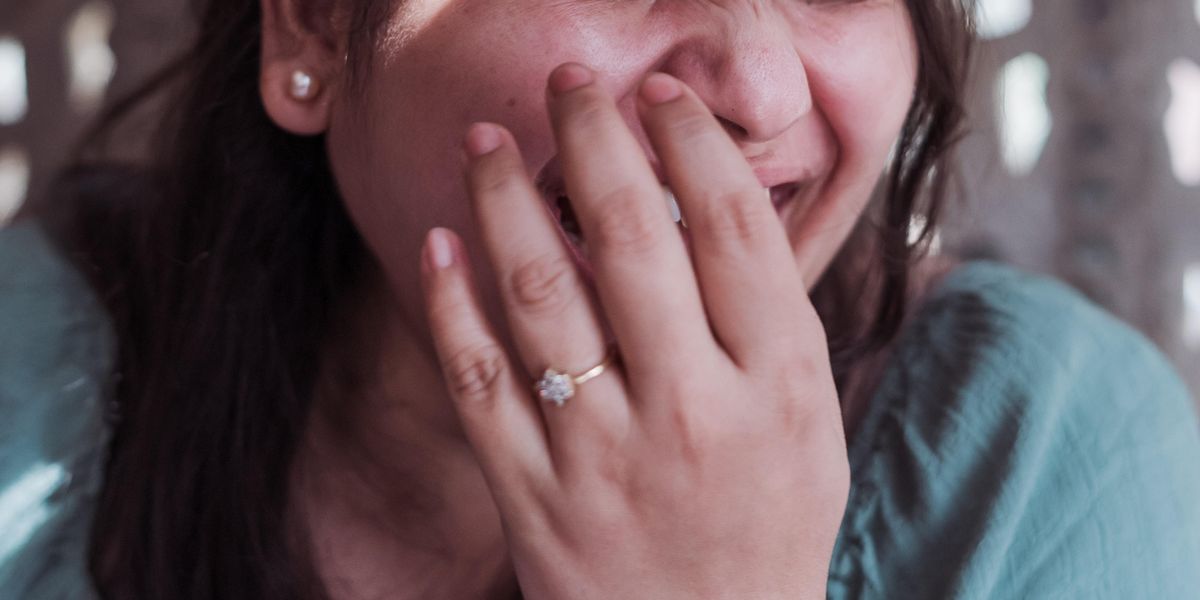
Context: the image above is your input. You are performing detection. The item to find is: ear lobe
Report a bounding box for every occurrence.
[259,0,347,136]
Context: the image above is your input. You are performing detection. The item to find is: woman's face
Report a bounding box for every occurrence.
[323,0,917,335]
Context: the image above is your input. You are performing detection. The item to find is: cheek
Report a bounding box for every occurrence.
[336,34,550,209]
[802,14,918,173]
[781,9,918,284]
[325,3,654,322]
[328,12,559,258]
[329,1,666,251]
[331,4,645,226]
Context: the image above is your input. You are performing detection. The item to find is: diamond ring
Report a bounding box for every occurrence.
[534,347,619,407]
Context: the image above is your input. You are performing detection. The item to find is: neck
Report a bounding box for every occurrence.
[290,272,517,600]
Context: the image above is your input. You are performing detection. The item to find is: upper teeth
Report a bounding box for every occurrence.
[663,185,684,225]
[662,185,774,228]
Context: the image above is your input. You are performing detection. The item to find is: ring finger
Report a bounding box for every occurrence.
[463,122,631,461]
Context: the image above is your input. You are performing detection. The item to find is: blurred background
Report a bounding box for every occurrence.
[0,0,1197,400]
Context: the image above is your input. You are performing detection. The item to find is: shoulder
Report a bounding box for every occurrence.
[893,260,1194,432]
[0,221,113,598]
[829,260,1200,599]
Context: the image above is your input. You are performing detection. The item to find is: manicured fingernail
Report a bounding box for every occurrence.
[640,73,683,105]
[548,63,594,96]
[425,227,456,270]
[464,123,504,158]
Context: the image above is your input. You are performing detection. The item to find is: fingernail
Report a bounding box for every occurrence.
[425,227,456,270]
[464,123,504,158]
[640,73,683,105]
[548,63,594,96]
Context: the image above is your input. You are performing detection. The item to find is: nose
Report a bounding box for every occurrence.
[659,9,811,144]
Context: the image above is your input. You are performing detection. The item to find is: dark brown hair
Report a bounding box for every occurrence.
[23,1,973,597]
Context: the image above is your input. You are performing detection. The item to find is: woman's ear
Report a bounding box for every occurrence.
[259,0,348,136]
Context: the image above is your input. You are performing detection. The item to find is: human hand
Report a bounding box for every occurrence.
[419,63,849,599]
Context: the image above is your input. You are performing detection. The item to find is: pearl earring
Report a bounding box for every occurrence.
[290,70,318,100]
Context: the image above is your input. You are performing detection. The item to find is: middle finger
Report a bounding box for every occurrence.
[547,63,715,383]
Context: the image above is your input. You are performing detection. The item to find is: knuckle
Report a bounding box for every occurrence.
[427,293,475,335]
[653,378,722,448]
[507,253,578,317]
[559,89,612,132]
[763,346,820,385]
[664,112,720,145]
[587,186,665,256]
[767,365,844,439]
[442,344,509,404]
[470,158,526,200]
[695,191,777,248]
[665,402,722,463]
[658,375,709,406]
[762,357,819,405]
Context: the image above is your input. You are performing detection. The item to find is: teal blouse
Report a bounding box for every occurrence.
[2,221,1198,598]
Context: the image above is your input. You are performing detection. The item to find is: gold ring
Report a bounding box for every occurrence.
[533,347,618,407]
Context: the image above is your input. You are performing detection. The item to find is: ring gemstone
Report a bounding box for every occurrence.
[536,369,575,407]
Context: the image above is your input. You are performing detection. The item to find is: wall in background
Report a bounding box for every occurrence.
[1,0,1198,398]
[943,0,1200,398]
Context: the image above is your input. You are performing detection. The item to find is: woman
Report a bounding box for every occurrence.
[2,0,1197,598]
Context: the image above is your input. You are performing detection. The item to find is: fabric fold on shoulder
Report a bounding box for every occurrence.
[828,261,1200,600]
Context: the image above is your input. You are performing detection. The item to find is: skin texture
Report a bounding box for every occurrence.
[258,1,918,597]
